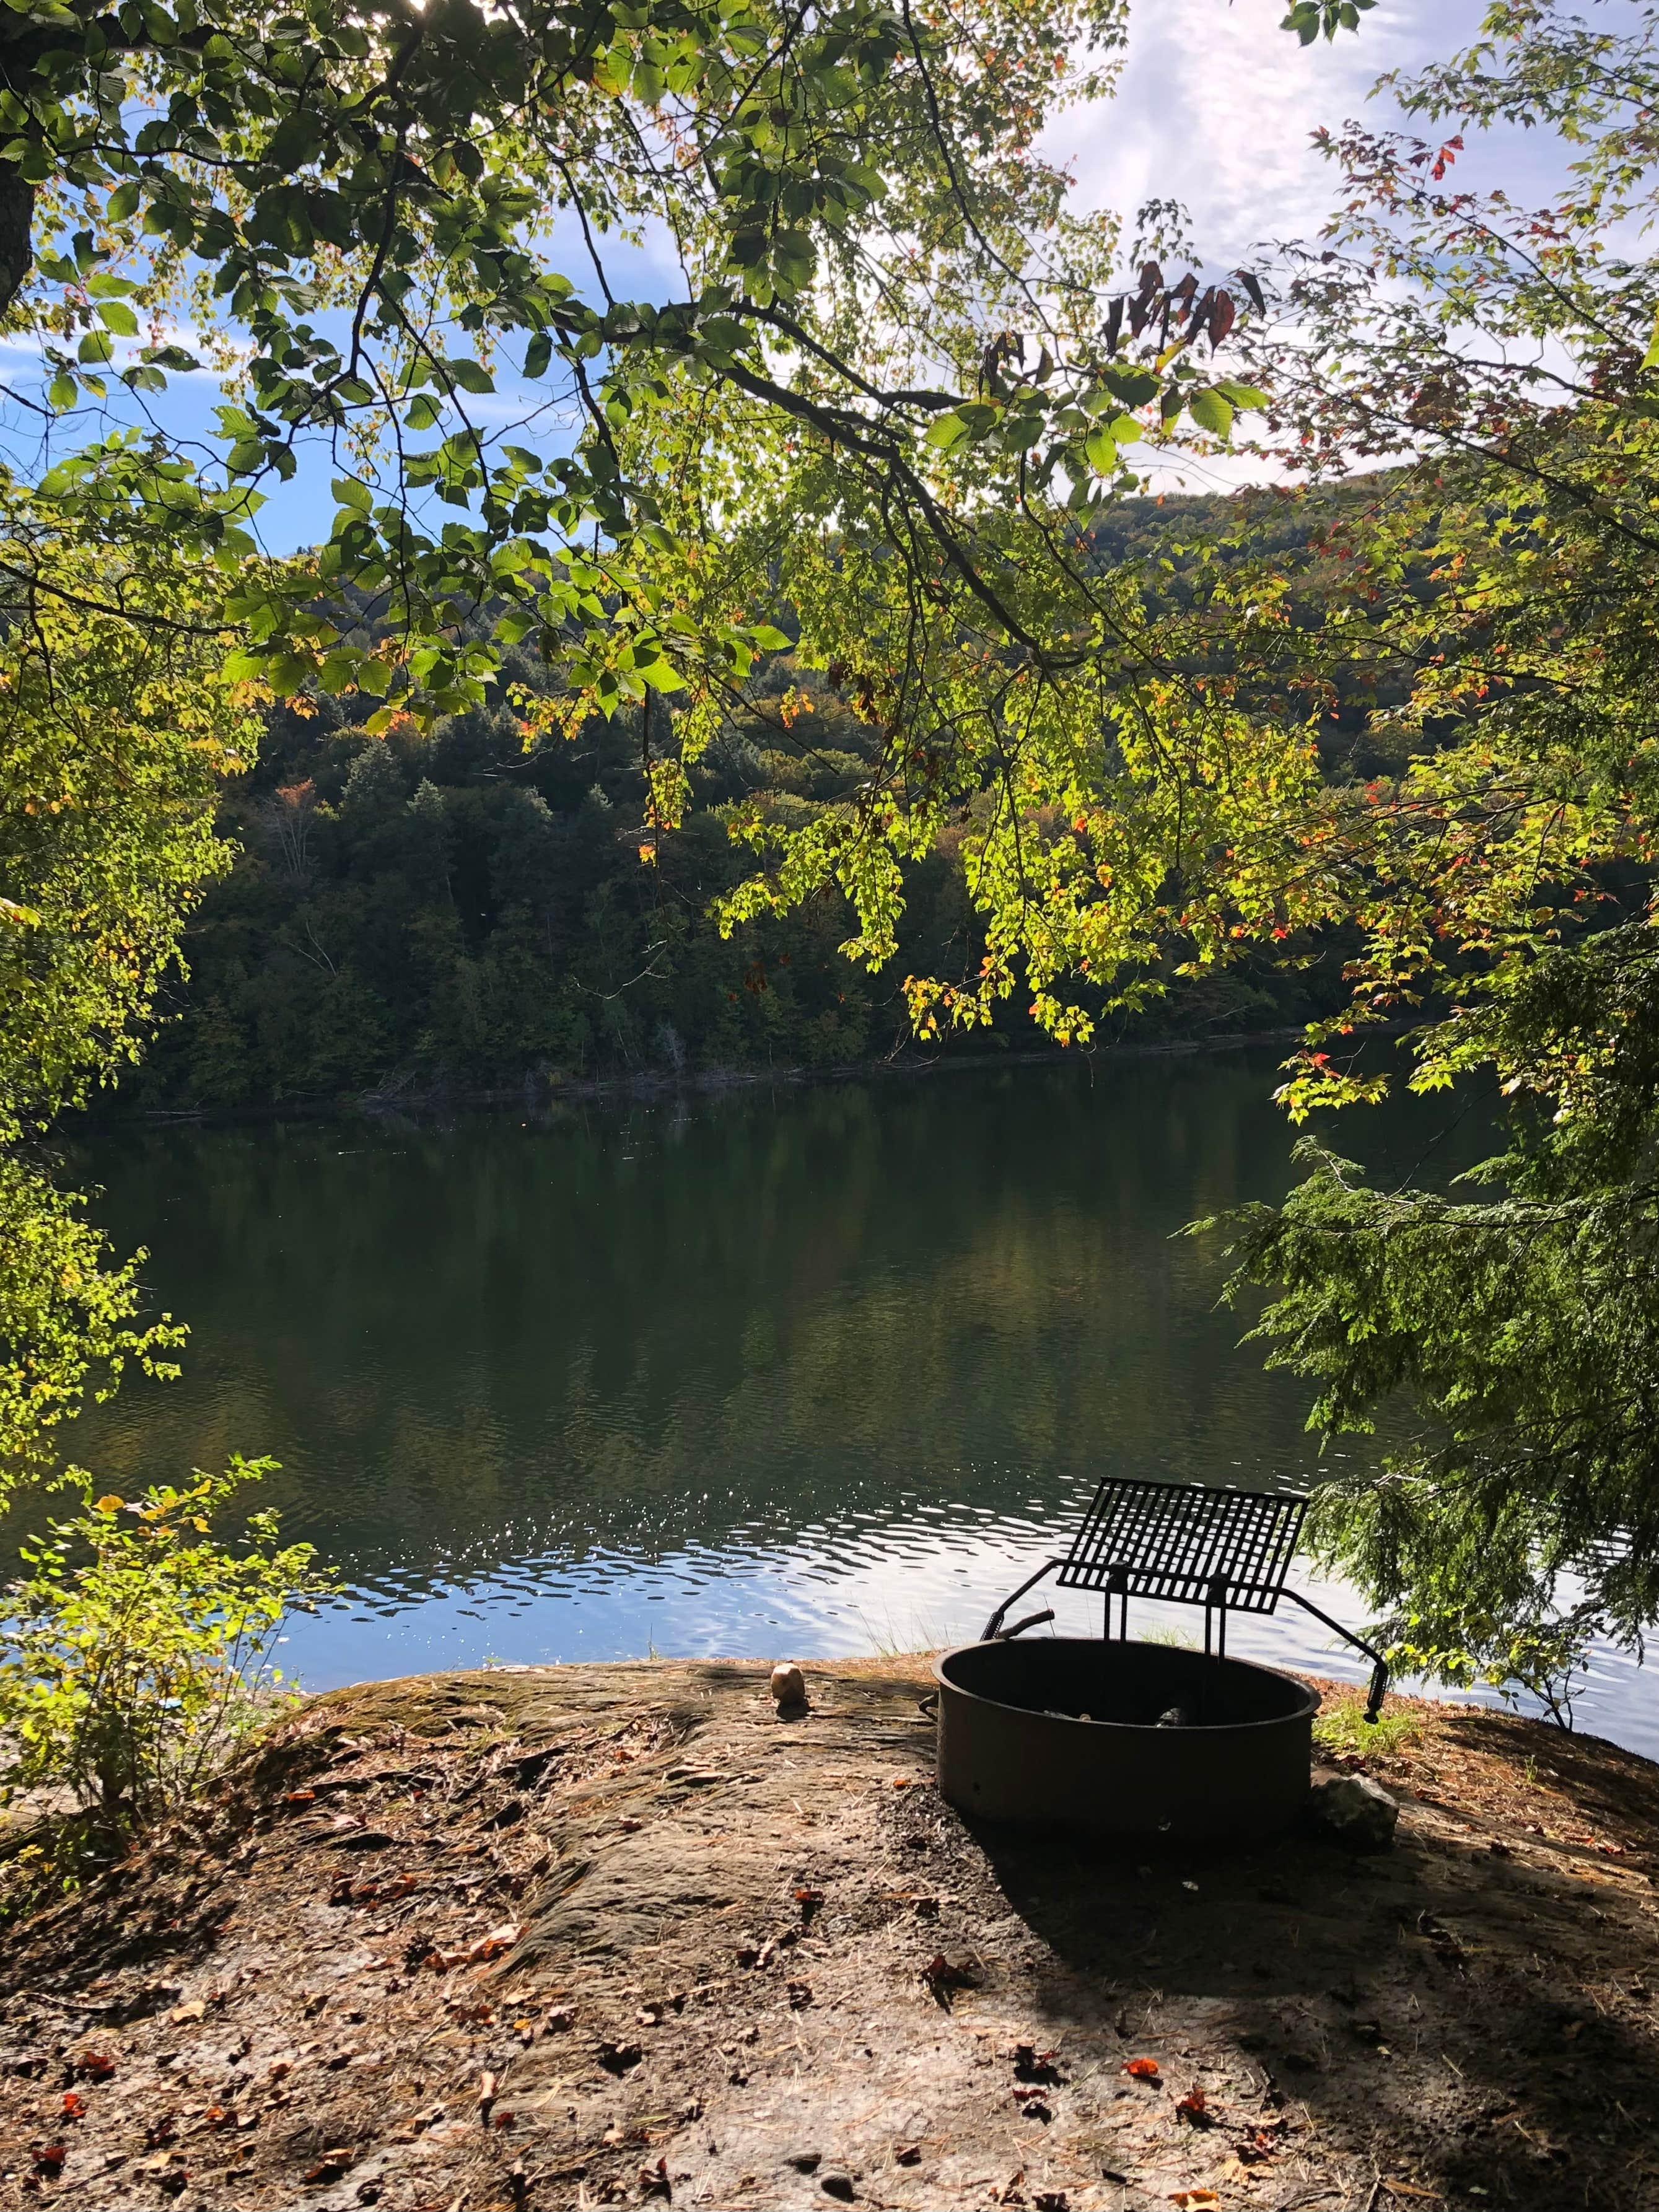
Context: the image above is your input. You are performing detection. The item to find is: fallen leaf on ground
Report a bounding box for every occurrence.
[59,2092,86,2121]
[1123,2056,1160,2079]
[895,2146,922,2167]
[1175,2086,1211,2124]
[921,1953,980,2005]
[1012,2043,1062,2085]
[74,2050,116,2080]
[470,1921,523,1962]
[1169,2193,1219,2210]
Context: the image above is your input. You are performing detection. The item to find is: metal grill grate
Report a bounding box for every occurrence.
[1056,1477,1307,1615]
[979,1475,1388,1720]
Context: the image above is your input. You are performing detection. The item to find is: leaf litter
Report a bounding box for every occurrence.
[0,1661,1657,2207]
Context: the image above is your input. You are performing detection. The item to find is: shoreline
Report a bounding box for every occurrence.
[78,1025,1308,1131]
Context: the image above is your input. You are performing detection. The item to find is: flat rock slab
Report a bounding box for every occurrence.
[2,1658,1658,2211]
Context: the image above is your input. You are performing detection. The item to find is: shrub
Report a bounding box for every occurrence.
[0,1458,335,1841]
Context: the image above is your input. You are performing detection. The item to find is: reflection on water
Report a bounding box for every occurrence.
[59,1052,1655,1755]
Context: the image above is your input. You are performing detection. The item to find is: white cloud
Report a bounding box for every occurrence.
[1047,0,1497,269]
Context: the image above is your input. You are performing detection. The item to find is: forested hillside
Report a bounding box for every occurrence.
[133,487,1371,1109]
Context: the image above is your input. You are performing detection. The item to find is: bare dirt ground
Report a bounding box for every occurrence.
[2,1656,1658,2212]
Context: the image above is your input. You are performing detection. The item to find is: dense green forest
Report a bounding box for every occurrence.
[133,489,1372,1109]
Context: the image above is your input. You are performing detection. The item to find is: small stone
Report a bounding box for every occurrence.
[770,1663,807,1708]
[1308,1773,1399,1852]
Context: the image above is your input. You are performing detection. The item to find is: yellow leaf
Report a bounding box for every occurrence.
[94,1495,124,1513]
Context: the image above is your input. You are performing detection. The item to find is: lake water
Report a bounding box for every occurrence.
[62,1051,1658,1755]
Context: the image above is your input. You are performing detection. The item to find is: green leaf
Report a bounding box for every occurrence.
[318,651,363,695]
[1102,366,1159,409]
[446,358,495,395]
[405,393,442,430]
[1643,308,1659,372]
[47,370,77,411]
[523,331,553,380]
[95,300,140,336]
[1186,387,1235,437]
[105,178,141,222]
[925,411,974,452]
[1083,425,1118,476]
[1215,380,1271,411]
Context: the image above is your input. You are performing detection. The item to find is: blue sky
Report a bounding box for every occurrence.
[9,0,1569,550]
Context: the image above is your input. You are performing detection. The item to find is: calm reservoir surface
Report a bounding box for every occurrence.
[65,1051,1658,1754]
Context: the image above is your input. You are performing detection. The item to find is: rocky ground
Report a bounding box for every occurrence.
[2,1656,1657,2212]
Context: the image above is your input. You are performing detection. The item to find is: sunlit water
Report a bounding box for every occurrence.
[58,1052,1656,1756]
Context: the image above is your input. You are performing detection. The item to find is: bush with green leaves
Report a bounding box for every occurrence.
[0,1457,335,1838]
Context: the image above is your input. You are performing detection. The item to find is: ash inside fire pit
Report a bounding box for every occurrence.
[935,1637,1320,1843]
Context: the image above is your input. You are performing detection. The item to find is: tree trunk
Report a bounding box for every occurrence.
[0,163,32,319]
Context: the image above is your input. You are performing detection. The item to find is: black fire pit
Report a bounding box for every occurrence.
[935,1636,1320,1842]
[934,1477,1389,1844]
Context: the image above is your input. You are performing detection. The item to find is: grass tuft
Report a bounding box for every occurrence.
[1313,1689,1422,1760]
